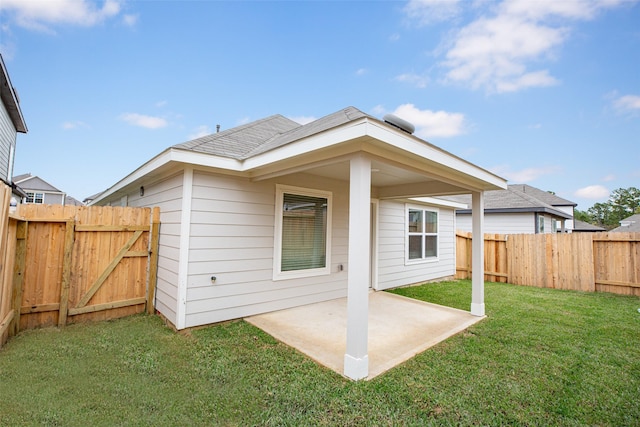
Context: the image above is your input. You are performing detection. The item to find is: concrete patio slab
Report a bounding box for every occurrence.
[245,291,484,380]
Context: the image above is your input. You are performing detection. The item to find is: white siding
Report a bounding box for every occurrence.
[376,200,456,290]
[125,172,184,326]
[184,171,349,327]
[0,100,17,182]
[98,167,467,328]
[456,212,536,234]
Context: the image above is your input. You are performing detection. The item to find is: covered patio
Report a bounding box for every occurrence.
[246,291,484,380]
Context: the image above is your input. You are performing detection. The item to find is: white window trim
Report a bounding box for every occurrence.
[405,203,439,265]
[25,192,45,204]
[273,184,332,281]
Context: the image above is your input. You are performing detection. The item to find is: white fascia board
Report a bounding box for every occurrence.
[243,120,369,170]
[409,197,468,209]
[91,148,243,204]
[366,121,507,190]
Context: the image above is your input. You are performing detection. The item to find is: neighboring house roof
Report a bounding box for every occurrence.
[13,173,63,193]
[445,184,574,219]
[65,195,84,206]
[609,213,640,232]
[573,219,606,232]
[0,54,27,133]
[92,106,507,204]
[508,184,576,208]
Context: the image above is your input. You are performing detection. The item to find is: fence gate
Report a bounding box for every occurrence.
[12,205,160,331]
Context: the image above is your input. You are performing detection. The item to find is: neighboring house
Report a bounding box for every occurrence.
[610,213,640,232]
[572,219,606,232]
[449,184,577,234]
[92,106,507,379]
[13,173,69,205]
[0,53,28,200]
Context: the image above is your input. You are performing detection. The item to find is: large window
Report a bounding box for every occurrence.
[406,206,438,262]
[25,192,44,204]
[274,185,332,279]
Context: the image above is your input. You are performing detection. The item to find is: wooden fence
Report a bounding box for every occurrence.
[0,199,160,348]
[0,184,15,347]
[456,231,640,296]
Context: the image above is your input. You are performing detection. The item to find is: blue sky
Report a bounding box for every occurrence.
[1,0,639,210]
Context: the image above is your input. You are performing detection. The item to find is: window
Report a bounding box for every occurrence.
[406,206,438,262]
[537,215,545,233]
[25,192,44,204]
[274,185,332,279]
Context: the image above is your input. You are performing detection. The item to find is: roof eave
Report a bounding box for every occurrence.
[0,55,27,133]
[90,148,245,204]
[456,206,572,219]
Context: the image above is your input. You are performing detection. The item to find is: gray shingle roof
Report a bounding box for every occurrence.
[610,213,640,232]
[173,114,301,160]
[445,184,574,219]
[509,184,576,207]
[172,106,371,161]
[572,219,606,232]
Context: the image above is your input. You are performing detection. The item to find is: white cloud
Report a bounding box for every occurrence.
[391,103,466,138]
[355,68,368,76]
[389,33,400,42]
[394,72,429,89]
[403,0,461,25]
[0,0,122,32]
[62,120,90,130]
[404,0,631,93]
[289,116,317,125]
[613,94,640,113]
[122,13,138,27]
[155,100,168,108]
[188,125,212,139]
[602,174,616,182]
[490,165,561,182]
[574,185,610,199]
[371,105,386,116]
[120,113,167,129]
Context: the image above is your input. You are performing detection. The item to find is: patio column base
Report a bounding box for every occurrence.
[344,354,369,380]
[470,302,485,317]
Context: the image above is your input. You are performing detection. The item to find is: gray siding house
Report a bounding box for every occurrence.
[451,184,577,234]
[0,54,27,198]
[13,173,68,205]
[92,106,506,379]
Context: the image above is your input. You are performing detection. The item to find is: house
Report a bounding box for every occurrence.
[0,53,28,200]
[12,173,79,205]
[92,106,507,379]
[572,219,606,232]
[609,213,640,232]
[449,184,577,234]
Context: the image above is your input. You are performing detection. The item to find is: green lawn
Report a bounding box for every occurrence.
[1,280,639,426]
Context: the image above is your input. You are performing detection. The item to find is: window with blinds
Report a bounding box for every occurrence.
[274,185,332,280]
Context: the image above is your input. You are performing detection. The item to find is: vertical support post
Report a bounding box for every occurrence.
[471,191,485,316]
[344,155,371,380]
[176,167,193,330]
[11,220,27,336]
[147,207,160,314]
[58,220,75,327]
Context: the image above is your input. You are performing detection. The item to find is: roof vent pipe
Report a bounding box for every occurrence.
[216,124,220,133]
[383,114,415,135]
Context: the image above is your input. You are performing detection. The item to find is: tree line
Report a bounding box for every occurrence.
[574,187,640,229]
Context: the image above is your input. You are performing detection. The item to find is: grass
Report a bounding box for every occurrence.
[1,280,639,426]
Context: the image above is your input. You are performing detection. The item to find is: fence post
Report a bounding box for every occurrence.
[58,220,75,327]
[147,207,160,314]
[10,220,27,336]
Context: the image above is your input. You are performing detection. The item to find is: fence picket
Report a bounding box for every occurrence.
[457,230,640,296]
